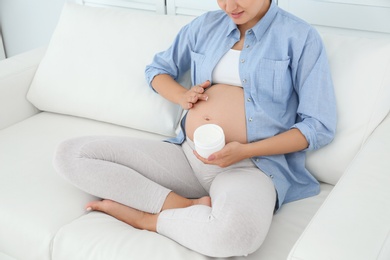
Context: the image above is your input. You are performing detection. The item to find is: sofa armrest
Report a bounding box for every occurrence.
[0,48,45,129]
[288,112,390,260]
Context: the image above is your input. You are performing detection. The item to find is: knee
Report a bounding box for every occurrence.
[202,214,271,257]
[52,137,85,179]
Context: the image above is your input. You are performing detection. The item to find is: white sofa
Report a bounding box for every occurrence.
[1,3,390,260]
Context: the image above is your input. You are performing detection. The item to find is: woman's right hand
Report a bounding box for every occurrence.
[180,80,210,110]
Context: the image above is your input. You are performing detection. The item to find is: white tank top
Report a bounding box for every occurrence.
[212,49,242,87]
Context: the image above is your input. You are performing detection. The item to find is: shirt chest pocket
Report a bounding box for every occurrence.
[190,51,206,85]
[251,58,291,103]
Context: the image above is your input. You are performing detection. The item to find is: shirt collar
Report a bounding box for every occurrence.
[226,0,279,41]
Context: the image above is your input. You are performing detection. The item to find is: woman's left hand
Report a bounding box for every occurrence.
[193,141,247,168]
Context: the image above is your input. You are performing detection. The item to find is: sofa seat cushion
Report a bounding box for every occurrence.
[0,252,16,260]
[0,112,166,260]
[52,184,332,260]
[0,111,332,260]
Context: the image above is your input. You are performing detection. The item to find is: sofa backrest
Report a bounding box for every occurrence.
[27,3,194,137]
[306,31,390,185]
[27,3,390,185]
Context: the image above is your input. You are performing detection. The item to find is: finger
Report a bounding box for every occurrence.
[187,94,198,103]
[193,150,217,165]
[192,85,204,94]
[199,80,211,89]
[193,81,210,93]
[193,93,208,103]
[199,94,208,101]
[196,85,205,94]
[207,154,216,161]
[193,150,208,162]
[190,90,208,102]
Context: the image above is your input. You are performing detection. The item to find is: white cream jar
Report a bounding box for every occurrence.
[193,124,225,159]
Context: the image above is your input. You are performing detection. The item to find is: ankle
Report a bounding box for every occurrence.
[137,213,158,232]
[191,196,212,207]
[161,192,192,211]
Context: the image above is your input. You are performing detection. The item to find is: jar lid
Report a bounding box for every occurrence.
[194,124,225,148]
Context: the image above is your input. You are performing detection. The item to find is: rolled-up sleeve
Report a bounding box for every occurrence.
[291,28,337,151]
[145,21,197,91]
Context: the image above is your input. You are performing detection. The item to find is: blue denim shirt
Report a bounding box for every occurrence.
[145,1,337,209]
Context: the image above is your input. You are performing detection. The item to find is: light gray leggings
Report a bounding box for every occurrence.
[53,136,276,257]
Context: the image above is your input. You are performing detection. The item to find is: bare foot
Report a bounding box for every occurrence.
[85,196,211,232]
[86,200,157,232]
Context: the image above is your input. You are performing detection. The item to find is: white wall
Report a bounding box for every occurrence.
[3,0,388,59]
[278,0,390,34]
[0,0,67,58]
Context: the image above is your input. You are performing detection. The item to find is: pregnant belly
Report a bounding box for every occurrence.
[185,84,247,144]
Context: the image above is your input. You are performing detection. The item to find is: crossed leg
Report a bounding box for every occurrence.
[85,193,212,232]
[54,136,209,213]
[54,136,276,257]
[54,136,211,232]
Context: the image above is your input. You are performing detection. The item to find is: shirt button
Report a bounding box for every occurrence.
[248,30,252,35]
[247,97,252,102]
[255,158,260,162]
[248,117,253,122]
[240,59,245,63]
[242,79,247,83]
[270,175,274,179]
[245,45,250,48]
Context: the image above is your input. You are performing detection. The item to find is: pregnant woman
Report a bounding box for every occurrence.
[54,0,336,257]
